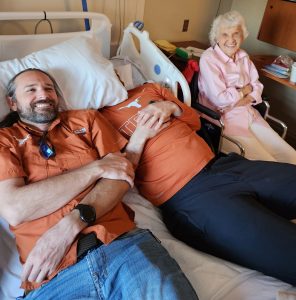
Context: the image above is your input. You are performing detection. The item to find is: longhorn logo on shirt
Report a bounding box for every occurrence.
[13,134,31,146]
[118,96,142,110]
[118,114,138,137]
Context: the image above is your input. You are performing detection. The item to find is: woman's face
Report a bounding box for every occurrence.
[217,25,243,58]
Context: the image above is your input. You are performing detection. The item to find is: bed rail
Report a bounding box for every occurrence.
[117,24,191,106]
[0,11,111,59]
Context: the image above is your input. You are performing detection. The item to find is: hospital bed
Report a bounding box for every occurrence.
[0,11,294,300]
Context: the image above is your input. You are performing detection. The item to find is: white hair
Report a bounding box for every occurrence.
[209,10,249,47]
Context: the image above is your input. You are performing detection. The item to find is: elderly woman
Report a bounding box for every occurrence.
[198,10,296,163]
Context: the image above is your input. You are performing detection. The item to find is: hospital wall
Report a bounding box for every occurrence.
[230,0,296,147]
[143,0,232,44]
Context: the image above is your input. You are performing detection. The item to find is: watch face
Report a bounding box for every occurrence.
[76,204,96,224]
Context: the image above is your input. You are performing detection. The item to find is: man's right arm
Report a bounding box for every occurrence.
[0,152,133,226]
[125,114,170,168]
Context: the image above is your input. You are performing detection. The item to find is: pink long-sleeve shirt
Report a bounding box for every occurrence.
[198,44,266,136]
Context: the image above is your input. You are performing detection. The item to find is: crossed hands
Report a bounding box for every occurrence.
[239,84,253,97]
[22,152,135,284]
[97,152,135,187]
[234,84,255,108]
[134,100,180,139]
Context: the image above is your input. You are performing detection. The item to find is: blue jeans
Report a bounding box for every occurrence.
[20,228,198,300]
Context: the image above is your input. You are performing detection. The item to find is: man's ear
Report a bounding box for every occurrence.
[6,96,17,111]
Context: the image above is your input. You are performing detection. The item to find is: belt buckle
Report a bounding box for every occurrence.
[77,232,103,259]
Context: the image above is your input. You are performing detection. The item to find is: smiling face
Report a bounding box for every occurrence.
[9,70,59,129]
[217,25,243,59]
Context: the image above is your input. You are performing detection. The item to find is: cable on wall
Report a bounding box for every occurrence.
[117,0,126,47]
[215,0,222,17]
[102,0,106,14]
[81,0,90,31]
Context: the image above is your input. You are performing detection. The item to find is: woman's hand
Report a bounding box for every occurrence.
[239,84,253,97]
[234,95,254,107]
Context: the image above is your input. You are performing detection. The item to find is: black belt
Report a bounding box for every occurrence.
[200,156,219,173]
[77,232,104,259]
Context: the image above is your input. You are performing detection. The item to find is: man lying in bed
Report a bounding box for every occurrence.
[0,69,198,300]
[101,82,296,286]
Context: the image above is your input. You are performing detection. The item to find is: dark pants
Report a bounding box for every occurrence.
[160,153,296,285]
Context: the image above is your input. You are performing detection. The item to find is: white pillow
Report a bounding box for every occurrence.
[0,36,128,120]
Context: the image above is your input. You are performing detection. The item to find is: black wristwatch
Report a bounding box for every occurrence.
[74,204,96,226]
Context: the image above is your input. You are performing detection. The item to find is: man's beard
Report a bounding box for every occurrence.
[18,99,59,124]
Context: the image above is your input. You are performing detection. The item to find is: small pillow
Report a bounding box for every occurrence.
[111,56,149,90]
[113,63,134,90]
[0,36,128,120]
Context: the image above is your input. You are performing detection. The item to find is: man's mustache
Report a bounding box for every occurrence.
[31,99,56,108]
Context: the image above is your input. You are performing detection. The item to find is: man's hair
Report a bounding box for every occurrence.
[6,68,64,101]
[0,68,64,128]
[209,10,249,47]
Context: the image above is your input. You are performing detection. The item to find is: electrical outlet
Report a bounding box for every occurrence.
[182,19,189,32]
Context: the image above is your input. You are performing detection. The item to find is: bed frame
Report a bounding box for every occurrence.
[0,11,294,300]
[0,11,191,106]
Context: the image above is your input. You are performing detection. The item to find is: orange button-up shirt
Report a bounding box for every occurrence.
[0,110,135,290]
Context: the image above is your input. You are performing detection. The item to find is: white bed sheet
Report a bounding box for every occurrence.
[123,189,294,300]
[0,189,295,300]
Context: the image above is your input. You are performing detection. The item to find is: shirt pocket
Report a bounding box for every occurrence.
[55,148,98,172]
[22,151,48,182]
[54,134,98,171]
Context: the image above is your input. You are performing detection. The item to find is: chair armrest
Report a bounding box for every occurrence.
[254,99,287,139]
[254,101,269,119]
[265,115,287,139]
[192,102,245,156]
[191,102,221,120]
[221,134,245,157]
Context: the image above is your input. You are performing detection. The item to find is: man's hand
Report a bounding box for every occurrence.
[137,101,182,126]
[21,211,83,283]
[97,152,135,187]
[135,112,170,141]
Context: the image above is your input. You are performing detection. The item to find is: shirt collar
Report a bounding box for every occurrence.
[18,115,61,136]
[214,44,247,63]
